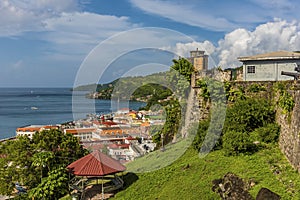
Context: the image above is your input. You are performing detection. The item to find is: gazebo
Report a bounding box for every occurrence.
[67,150,126,199]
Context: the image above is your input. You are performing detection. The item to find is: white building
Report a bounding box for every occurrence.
[16,125,59,139]
[238,51,300,81]
[63,128,95,141]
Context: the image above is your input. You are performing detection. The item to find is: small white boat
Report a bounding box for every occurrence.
[31,107,38,110]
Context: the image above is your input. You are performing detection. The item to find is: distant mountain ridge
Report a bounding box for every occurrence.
[73,72,171,102]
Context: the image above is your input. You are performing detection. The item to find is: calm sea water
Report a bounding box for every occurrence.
[0,88,144,139]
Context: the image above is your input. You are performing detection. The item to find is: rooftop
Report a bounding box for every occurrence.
[64,128,96,134]
[67,150,126,176]
[238,51,300,61]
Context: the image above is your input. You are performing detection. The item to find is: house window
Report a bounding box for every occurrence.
[247,66,255,73]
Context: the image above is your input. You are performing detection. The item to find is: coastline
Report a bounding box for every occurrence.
[0,88,146,140]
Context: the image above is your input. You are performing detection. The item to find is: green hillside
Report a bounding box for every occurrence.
[111,81,300,200]
[112,145,300,199]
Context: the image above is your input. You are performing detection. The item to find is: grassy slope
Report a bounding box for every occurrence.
[112,144,300,200]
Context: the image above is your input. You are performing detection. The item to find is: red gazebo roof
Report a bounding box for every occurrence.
[67,150,126,176]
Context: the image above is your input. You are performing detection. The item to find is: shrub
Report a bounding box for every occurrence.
[250,123,280,143]
[222,131,258,156]
[278,90,294,114]
[247,83,266,93]
[224,98,275,133]
[192,119,210,151]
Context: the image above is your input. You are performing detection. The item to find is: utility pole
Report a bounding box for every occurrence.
[160,133,165,152]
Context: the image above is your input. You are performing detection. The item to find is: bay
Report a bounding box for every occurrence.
[0,88,145,139]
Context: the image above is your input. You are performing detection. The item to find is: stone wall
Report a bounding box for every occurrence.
[192,74,300,172]
[277,87,300,172]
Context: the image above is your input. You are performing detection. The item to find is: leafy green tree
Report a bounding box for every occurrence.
[32,151,55,182]
[159,99,181,144]
[32,129,86,167]
[0,136,38,193]
[29,167,68,199]
[0,130,86,198]
[0,158,15,197]
[170,57,194,83]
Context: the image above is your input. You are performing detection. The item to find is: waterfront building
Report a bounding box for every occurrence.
[238,51,300,81]
[16,125,59,139]
[63,128,96,141]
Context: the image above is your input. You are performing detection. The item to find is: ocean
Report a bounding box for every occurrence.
[0,88,145,139]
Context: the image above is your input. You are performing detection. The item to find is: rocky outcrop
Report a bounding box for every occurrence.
[256,188,280,200]
[212,172,254,200]
[212,173,281,200]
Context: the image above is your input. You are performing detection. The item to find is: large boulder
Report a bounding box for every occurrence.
[212,172,254,200]
[256,188,280,200]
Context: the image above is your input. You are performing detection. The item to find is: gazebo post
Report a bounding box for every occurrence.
[81,177,84,200]
[102,176,104,200]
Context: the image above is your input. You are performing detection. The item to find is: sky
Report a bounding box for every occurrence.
[1,0,300,87]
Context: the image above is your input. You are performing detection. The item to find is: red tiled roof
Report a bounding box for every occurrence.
[17,125,58,132]
[126,136,136,140]
[102,121,118,126]
[65,128,96,134]
[16,127,42,132]
[92,120,101,125]
[108,143,130,149]
[67,150,126,176]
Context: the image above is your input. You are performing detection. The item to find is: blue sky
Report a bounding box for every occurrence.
[1,0,300,87]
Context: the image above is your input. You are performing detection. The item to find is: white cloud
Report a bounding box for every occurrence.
[217,19,300,68]
[173,41,216,57]
[11,60,24,70]
[38,12,144,63]
[129,0,238,31]
[129,0,300,32]
[171,19,300,68]
[0,0,78,36]
[249,0,293,10]
[43,12,138,45]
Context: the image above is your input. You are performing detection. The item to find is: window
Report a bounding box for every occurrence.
[247,66,255,73]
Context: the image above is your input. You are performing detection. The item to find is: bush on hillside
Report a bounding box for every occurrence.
[222,131,258,156]
[223,98,275,133]
[192,119,210,151]
[250,123,280,144]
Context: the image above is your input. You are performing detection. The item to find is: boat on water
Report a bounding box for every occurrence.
[31,107,38,110]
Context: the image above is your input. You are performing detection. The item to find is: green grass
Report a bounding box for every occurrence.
[111,144,300,200]
[126,136,193,173]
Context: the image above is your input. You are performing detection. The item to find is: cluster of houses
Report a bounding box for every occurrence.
[16,108,160,163]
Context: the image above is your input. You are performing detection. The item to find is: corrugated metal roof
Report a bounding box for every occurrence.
[238,51,300,61]
[67,150,126,176]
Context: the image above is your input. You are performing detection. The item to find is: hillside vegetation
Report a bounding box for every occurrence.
[111,80,300,199]
[112,145,300,199]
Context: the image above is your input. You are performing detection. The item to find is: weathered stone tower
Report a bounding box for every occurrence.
[188,48,208,71]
